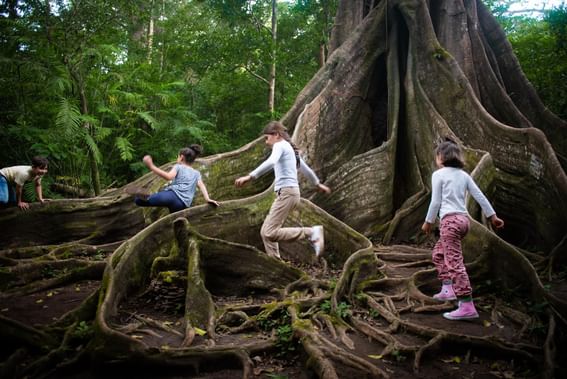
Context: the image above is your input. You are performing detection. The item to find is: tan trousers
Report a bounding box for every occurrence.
[261,187,311,258]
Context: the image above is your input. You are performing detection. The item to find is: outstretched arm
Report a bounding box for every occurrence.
[15,184,29,210]
[298,158,331,193]
[143,155,177,181]
[34,178,45,203]
[197,180,219,207]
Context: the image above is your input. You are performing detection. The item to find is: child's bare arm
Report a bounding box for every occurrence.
[34,178,45,203]
[143,155,177,181]
[15,184,29,210]
[197,180,219,207]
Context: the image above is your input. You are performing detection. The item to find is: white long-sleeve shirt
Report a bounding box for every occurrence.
[425,167,495,223]
[249,140,320,191]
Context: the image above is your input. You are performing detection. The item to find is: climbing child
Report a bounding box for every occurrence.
[1,156,49,210]
[234,121,331,259]
[129,145,219,213]
[422,140,504,320]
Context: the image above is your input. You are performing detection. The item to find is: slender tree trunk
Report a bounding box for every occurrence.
[159,0,166,73]
[268,0,277,115]
[147,0,155,64]
[318,44,326,67]
[78,85,101,196]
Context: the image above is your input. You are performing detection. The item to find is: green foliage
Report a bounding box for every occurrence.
[73,321,94,340]
[0,0,337,191]
[257,308,298,356]
[486,1,567,120]
[320,300,352,318]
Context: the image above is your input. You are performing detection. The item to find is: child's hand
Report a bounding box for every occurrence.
[235,176,251,187]
[421,222,432,234]
[142,155,153,167]
[317,183,331,194]
[490,215,504,229]
[207,199,220,207]
[18,201,30,210]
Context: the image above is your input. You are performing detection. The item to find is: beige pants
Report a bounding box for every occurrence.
[261,187,311,258]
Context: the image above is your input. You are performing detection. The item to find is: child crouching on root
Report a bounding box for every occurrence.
[128,145,219,213]
[0,156,49,210]
[235,121,331,260]
[421,140,504,321]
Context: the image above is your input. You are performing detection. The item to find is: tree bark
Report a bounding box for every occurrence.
[2,0,567,377]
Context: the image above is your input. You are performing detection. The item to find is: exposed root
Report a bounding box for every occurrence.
[0,260,105,297]
[543,313,557,379]
[133,315,184,337]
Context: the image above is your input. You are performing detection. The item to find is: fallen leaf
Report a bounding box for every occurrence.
[194,327,207,336]
[47,292,54,297]
[483,320,492,327]
[368,354,383,360]
[1,308,8,312]
[131,335,144,339]
[441,356,461,364]
[36,299,44,304]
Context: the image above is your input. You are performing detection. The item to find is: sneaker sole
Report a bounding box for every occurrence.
[443,313,479,321]
[433,296,457,301]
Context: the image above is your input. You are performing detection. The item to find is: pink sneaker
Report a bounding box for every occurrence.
[443,301,479,320]
[433,283,457,301]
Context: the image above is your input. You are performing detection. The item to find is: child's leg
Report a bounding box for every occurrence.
[438,214,472,297]
[432,239,450,283]
[135,190,186,213]
[261,187,304,258]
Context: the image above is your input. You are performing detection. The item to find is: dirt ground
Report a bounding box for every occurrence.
[0,243,555,379]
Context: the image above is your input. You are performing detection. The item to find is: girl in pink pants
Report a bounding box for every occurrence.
[422,140,504,320]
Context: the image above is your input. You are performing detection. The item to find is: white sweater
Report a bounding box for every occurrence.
[425,167,495,223]
[249,140,320,191]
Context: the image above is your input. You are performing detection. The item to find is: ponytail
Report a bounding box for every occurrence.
[179,144,203,164]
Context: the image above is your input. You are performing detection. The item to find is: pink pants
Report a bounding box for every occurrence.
[432,214,472,297]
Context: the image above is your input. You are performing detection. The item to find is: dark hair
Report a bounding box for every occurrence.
[179,144,203,163]
[263,121,300,168]
[31,156,49,169]
[435,140,464,168]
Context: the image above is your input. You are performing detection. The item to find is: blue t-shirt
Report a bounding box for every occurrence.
[166,164,201,207]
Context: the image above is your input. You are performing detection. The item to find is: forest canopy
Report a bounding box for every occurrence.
[0,0,564,197]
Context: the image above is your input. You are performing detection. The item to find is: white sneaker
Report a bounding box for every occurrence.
[311,225,324,257]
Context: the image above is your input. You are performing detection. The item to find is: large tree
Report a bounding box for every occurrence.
[1,1,566,378]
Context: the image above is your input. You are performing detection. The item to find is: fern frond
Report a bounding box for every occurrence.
[84,134,102,164]
[95,127,112,141]
[138,111,159,130]
[115,137,135,161]
[56,98,82,138]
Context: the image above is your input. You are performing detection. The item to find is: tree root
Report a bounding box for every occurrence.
[289,306,389,378]
[0,259,105,296]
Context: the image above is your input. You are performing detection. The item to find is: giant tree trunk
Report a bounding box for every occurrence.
[1,1,566,378]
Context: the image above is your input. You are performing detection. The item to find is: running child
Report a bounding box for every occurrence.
[235,121,331,259]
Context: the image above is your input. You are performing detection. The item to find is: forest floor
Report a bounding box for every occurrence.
[1,242,546,379]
